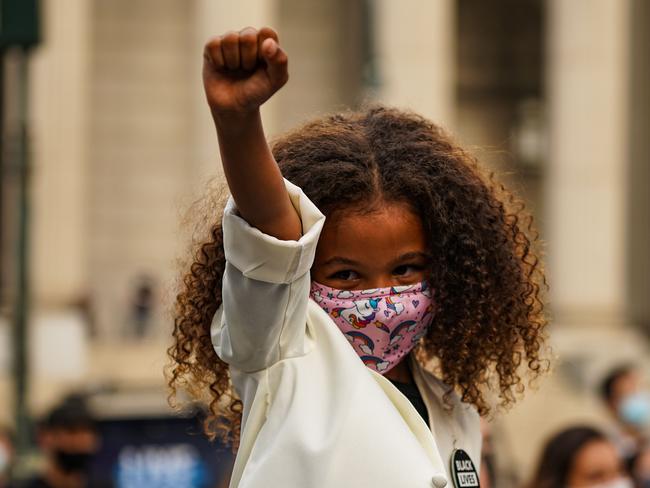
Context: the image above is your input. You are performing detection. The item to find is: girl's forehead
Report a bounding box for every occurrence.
[315,203,427,263]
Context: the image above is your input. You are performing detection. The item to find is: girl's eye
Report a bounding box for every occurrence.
[330,270,359,281]
[393,264,424,276]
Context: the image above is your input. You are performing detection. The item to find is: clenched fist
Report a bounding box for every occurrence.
[203,26,288,116]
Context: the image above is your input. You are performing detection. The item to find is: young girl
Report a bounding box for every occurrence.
[168,26,547,488]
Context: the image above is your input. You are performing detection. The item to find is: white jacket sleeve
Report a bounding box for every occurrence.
[210,179,326,373]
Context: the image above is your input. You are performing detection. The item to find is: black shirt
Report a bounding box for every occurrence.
[389,379,430,427]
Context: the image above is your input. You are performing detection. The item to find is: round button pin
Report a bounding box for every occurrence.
[450,449,480,488]
[432,473,448,487]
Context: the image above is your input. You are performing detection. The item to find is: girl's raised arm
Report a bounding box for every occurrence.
[203,27,301,241]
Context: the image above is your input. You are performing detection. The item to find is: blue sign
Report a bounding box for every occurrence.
[92,415,233,488]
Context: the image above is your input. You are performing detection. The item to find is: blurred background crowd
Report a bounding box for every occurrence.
[0,0,648,487]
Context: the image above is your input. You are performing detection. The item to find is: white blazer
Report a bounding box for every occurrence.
[211,180,481,488]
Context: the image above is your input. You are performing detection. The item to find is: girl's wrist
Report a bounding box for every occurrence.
[211,107,262,134]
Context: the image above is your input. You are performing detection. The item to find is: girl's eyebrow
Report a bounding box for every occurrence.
[321,256,359,267]
[322,252,430,267]
[389,251,431,265]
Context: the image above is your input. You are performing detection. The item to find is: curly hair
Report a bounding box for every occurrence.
[167,105,548,447]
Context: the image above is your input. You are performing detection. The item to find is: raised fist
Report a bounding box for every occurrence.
[203,27,289,116]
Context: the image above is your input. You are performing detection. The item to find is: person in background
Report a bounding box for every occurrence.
[479,418,496,488]
[527,425,632,488]
[130,275,155,340]
[628,443,650,488]
[0,426,14,487]
[16,397,109,488]
[601,365,650,462]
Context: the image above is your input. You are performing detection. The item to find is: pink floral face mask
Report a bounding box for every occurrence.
[310,282,436,374]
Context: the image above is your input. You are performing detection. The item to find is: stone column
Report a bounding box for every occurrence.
[373,0,456,127]
[29,0,92,307]
[190,0,278,186]
[546,0,631,331]
[499,1,638,479]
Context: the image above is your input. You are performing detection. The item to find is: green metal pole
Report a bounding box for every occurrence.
[0,52,5,296]
[13,47,31,459]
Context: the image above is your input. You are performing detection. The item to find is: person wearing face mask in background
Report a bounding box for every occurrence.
[14,397,111,488]
[601,366,650,464]
[628,443,650,488]
[527,425,633,488]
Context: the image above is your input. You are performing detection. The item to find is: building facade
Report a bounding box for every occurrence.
[0,0,648,481]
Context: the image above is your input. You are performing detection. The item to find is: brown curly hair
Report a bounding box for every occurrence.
[167,105,548,447]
